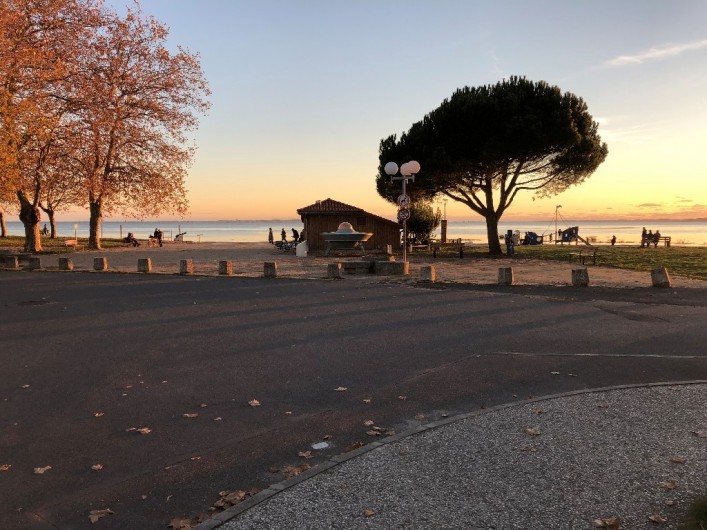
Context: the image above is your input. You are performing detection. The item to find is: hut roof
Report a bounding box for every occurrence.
[297,198,362,215]
[297,198,399,227]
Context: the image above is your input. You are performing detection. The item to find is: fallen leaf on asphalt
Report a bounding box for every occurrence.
[692,430,707,438]
[167,517,193,529]
[366,430,382,436]
[592,516,621,528]
[248,399,261,407]
[363,509,376,517]
[670,456,686,464]
[136,427,151,434]
[343,441,364,452]
[91,464,103,471]
[518,445,537,452]
[362,398,372,404]
[213,417,222,421]
[648,513,668,523]
[283,464,311,479]
[200,403,208,408]
[597,403,610,409]
[298,451,313,459]
[267,466,280,474]
[88,508,114,523]
[397,395,407,400]
[531,408,545,415]
[525,428,541,436]
[1,464,11,471]
[33,466,51,474]
[21,384,30,389]
[658,480,676,490]
[93,412,104,417]
[363,420,375,427]
[441,413,449,418]
[665,500,675,506]
[125,385,132,389]
[182,413,198,418]
[568,373,578,377]
[550,371,560,375]
[323,435,332,440]
[334,387,348,392]
[415,414,425,421]
[285,411,292,415]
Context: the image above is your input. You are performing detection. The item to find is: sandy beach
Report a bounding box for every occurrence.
[32,241,707,289]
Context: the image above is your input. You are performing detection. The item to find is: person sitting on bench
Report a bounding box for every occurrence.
[124,232,140,247]
[153,228,163,247]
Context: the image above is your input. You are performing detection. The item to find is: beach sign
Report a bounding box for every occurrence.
[397,194,411,208]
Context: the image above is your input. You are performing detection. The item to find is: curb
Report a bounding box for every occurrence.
[195,379,707,529]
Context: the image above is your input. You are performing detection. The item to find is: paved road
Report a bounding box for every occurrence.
[1,272,705,529]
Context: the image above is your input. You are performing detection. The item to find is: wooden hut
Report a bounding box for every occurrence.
[297,198,401,252]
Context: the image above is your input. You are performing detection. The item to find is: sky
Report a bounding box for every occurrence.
[102,0,707,223]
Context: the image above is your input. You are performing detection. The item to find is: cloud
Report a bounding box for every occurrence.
[606,38,707,66]
[636,203,663,208]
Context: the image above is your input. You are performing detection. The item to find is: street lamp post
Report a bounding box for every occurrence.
[384,160,420,264]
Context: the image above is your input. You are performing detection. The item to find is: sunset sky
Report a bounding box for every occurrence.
[106,0,707,222]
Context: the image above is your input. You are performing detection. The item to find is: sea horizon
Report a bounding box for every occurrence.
[4,218,706,246]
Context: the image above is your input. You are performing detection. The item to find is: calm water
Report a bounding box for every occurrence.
[4,219,706,246]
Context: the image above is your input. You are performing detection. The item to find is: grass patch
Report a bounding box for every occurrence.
[680,495,707,530]
[0,235,127,253]
[414,244,707,281]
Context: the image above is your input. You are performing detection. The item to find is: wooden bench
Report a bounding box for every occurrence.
[432,239,465,258]
[568,248,597,265]
[642,236,671,248]
[65,239,83,251]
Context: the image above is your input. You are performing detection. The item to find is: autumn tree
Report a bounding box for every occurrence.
[69,5,210,249]
[0,0,100,251]
[377,77,608,254]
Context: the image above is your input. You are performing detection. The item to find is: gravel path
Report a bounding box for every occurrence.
[211,383,707,530]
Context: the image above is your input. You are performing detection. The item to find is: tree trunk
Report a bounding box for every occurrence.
[89,200,102,250]
[48,210,57,238]
[17,190,42,252]
[485,214,502,255]
[0,208,7,238]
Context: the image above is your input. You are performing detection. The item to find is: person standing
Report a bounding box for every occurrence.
[268,228,274,244]
[641,227,647,247]
[291,228,299,242]
[611,235,616,246]
[281,228,286,242]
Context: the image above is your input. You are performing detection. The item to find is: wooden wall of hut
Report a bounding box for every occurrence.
[302,214,400,252]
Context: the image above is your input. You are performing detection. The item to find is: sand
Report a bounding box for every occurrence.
[35,241,707,289]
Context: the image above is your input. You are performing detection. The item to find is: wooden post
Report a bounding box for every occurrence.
[138,258,152,273]
[264,261,277,278]
[420,265,436,282]
[93,257,108,271]
[59,257,73,271]
[219,260,233,275]
[651,267,672,288]
[498,267,514,285]
[571,267,589,286]
[180,259,194,275]
[327,263,343,279]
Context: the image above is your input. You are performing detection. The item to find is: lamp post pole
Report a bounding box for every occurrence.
[384,160,420,264]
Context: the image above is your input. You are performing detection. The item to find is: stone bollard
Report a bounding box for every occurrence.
[93,257,108,271]
[180,259,194,275]
[219,260,233,276]
[327,262,343,279]
[498,267,514,286]
[59,257,74,271]
[5,256,19,269]
[571,267,589,287]
[651,267,672,288]
[420,265,436,282]
[264,261,278,278]
[28,257,41,270]
[138,258,152,273]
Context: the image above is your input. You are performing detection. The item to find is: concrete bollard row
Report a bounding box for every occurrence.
[651,267,672,288]
[28,257,42,270]
[420,265,436,282]
[59,257,73,271]
[572,268,589,287]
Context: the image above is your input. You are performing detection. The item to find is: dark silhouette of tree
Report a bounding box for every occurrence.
[377,77,608,254]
